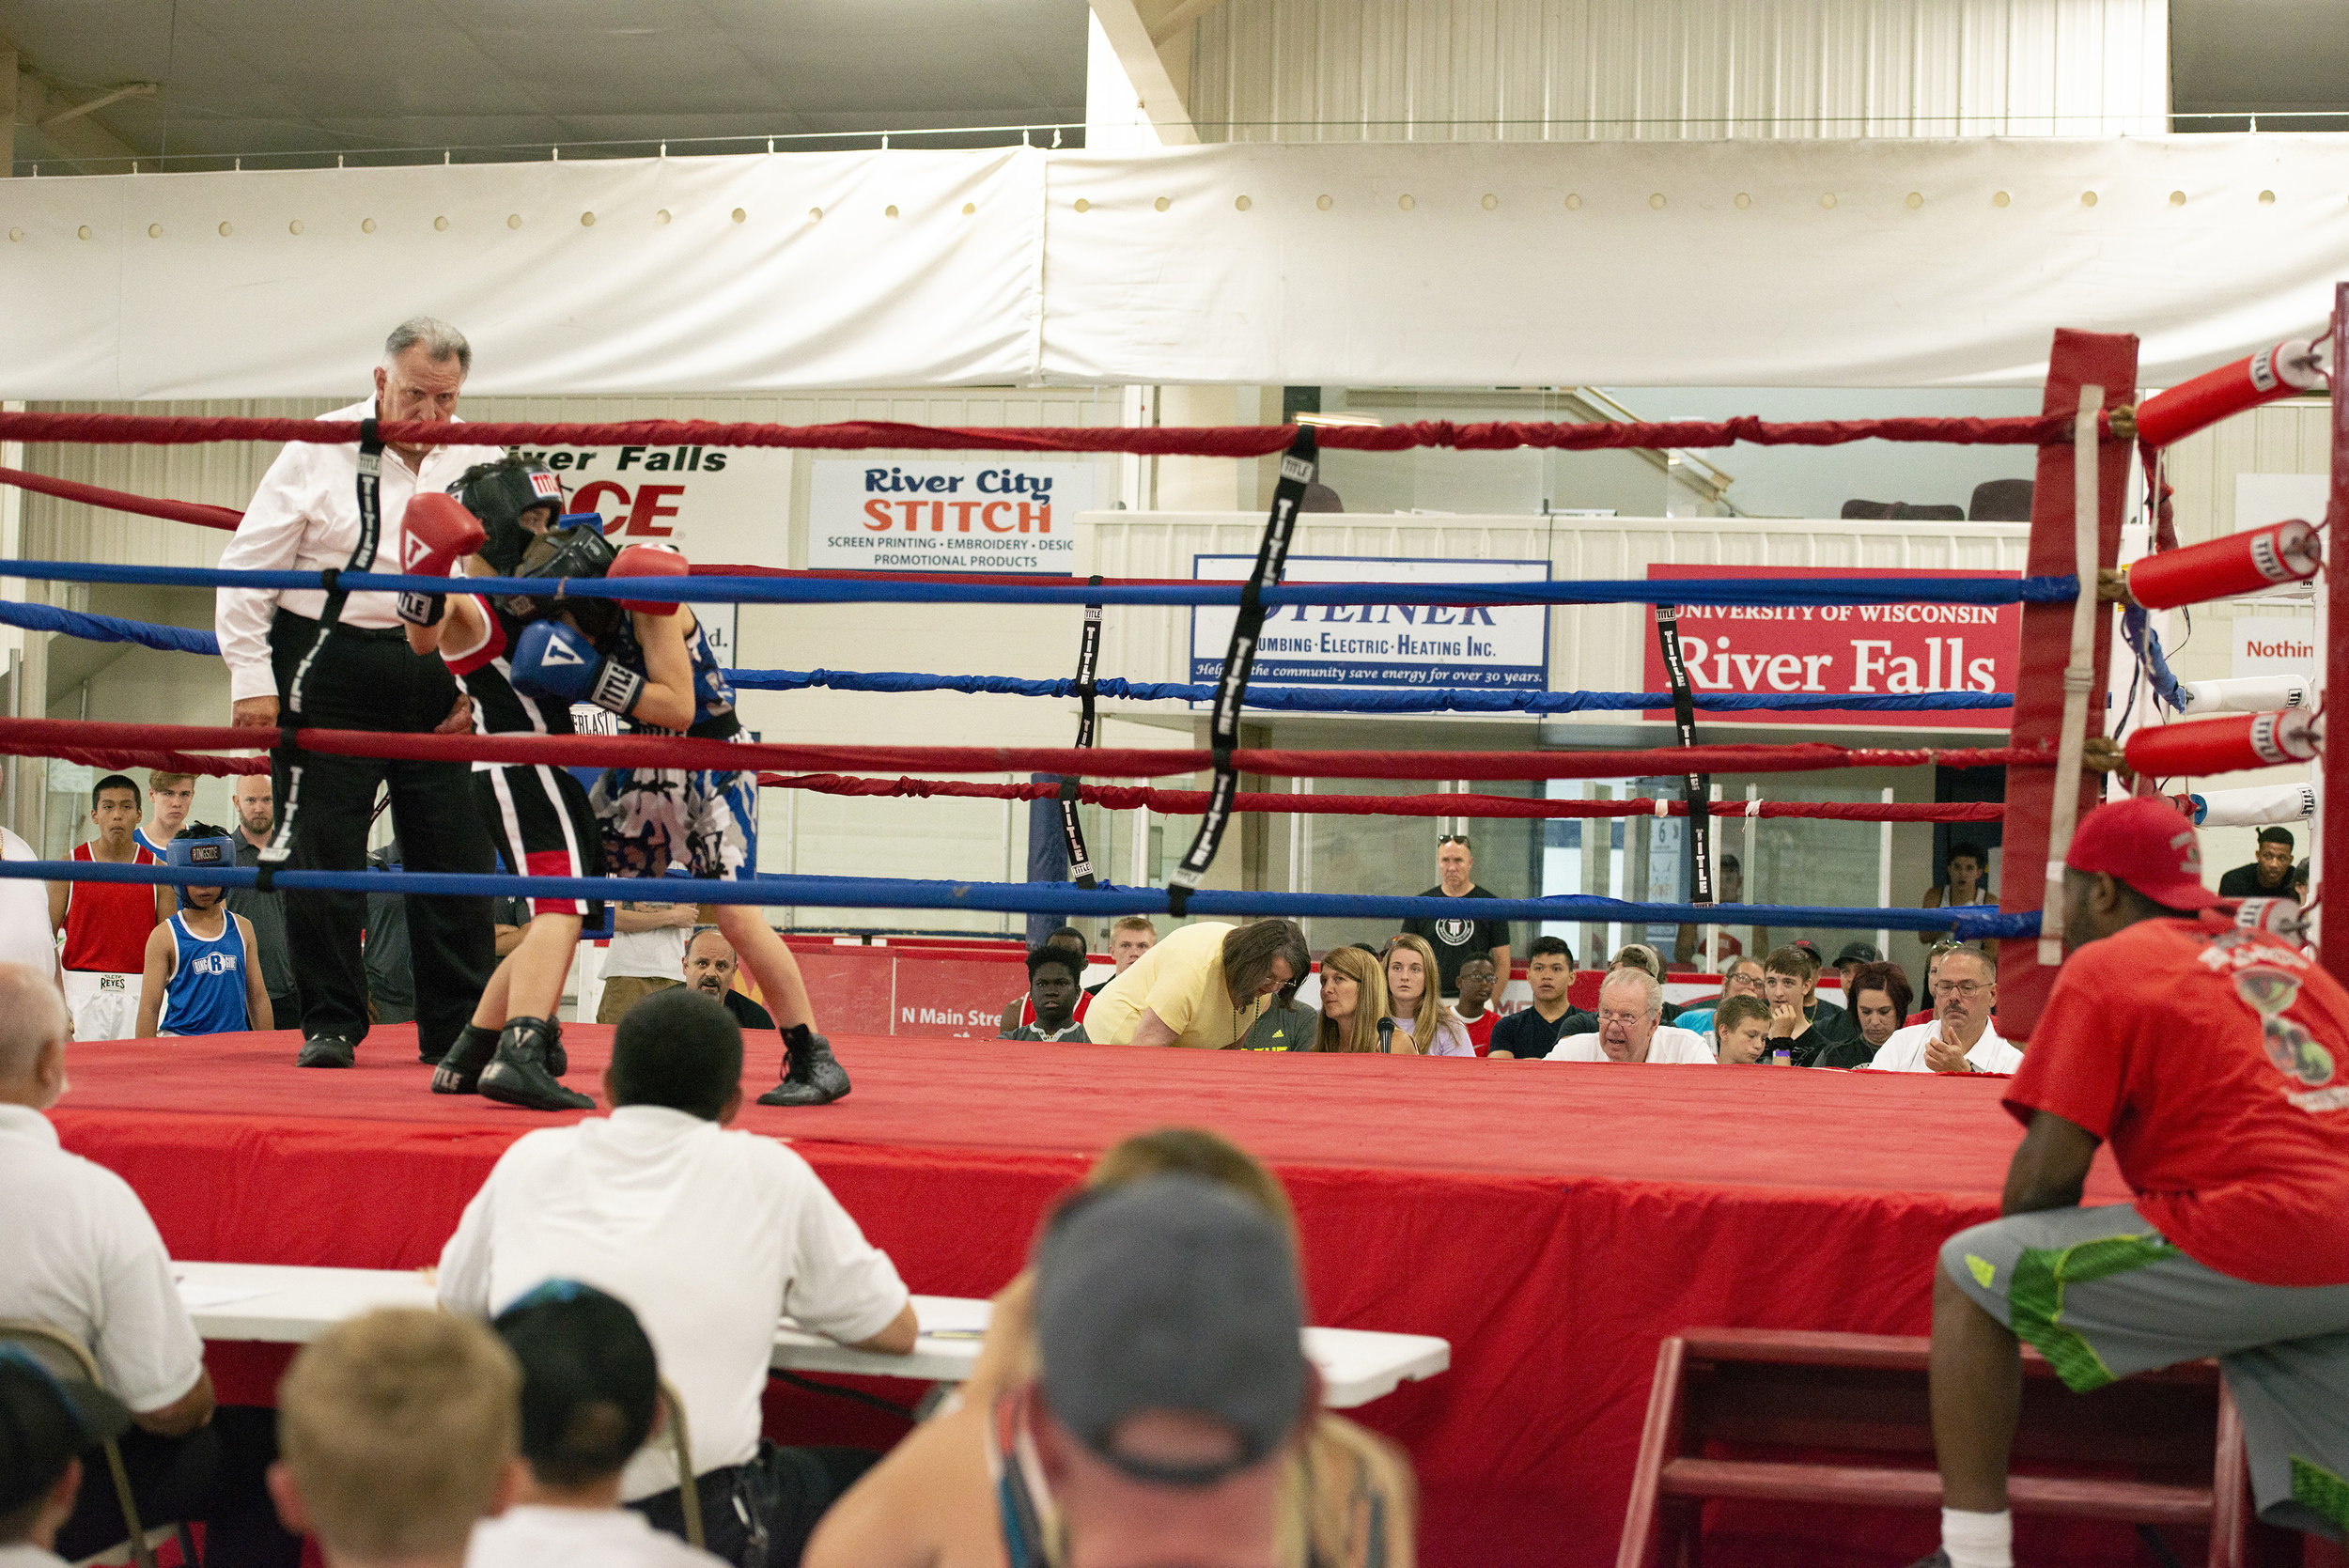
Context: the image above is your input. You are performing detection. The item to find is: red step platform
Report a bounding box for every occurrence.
[53,1028,2139,1568]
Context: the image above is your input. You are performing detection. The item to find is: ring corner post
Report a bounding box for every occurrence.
[2320,285,2349,989]
[1997,328,2139,1041]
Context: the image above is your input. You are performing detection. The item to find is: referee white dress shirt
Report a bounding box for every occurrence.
[214,397,505,703]
[1865,1017,2023,1074]
[1546,1025,1718,1063]
[464,1505,726,1568]
[436,1106,910,1501]
[0,1104,207,1415]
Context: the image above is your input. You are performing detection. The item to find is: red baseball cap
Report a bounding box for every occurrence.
[2065,797,2223,911]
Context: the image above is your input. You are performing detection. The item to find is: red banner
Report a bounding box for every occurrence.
[1641,564,2020,730]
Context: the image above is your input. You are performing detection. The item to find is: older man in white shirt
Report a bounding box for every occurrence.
[1864,945,2021,1074]
[0,964,300,1565]
[439,988,917,1564]
[1546,968,1719,1063]
[215,317,505,1071]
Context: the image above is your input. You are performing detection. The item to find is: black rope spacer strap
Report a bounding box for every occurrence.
[276,722,301,756]
[318,567,340,596]
[252,862,275,893]
[1167,884,1190,918]
[1056,777,1081,803]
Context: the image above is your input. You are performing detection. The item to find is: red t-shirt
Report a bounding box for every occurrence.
[2006,916,2349,1287]
[1457,1006,1499,1056]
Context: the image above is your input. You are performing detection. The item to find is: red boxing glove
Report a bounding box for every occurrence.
[610,543,688,615]
[401,492,487,576]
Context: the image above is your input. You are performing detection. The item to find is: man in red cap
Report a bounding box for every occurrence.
[1911,797,2349,1568]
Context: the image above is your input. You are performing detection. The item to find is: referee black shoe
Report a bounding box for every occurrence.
[295,1035,355,1069]
[756,1025,850,1108]
[430,1024,501,1095]
[477,1017,594,1112]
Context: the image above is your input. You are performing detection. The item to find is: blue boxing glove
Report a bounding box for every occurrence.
[510,619,646,718]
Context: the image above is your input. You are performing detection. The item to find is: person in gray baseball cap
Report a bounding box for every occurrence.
[0,1348,134,1566]
[1009,1173,1320,1567]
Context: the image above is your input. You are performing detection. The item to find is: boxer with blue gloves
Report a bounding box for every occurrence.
[398,486,607,1112]
[510,539,851,1108]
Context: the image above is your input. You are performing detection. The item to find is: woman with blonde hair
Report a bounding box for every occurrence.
[1315,945,1390,1053]
[1384,934,1475,1056]
[803,1126,1417,1568]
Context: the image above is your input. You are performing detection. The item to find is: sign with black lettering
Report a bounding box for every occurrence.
[1190,554,1550,690]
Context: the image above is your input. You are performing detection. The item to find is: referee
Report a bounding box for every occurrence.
[215,317,501,1069]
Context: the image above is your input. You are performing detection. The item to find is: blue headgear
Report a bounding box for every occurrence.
[166,830,239,907]
[165,834,238,873]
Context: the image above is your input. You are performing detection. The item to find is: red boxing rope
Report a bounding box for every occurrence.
[0,465,245,533]
[2134,336,2332,449]
[2124,711,2321,776]
[2123,518,2322,610]
[0,716,2048,783]
[754,772,2012,823]
[0,410,2110,457]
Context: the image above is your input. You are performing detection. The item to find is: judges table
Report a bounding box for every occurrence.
[175,1261,1451,1411]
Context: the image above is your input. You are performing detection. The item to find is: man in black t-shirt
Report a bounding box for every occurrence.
[1401,834,1512,998]
[2217,826,2295,898]
[683,926,775,1031]
[1488,937,1592,1059]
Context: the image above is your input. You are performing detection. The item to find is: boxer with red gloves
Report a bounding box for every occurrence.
[511,539,851,1108]
[399,491,606,1112]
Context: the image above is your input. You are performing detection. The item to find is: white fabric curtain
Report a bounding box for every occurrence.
[1,137,2343,396]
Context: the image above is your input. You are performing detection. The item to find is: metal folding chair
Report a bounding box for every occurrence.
[0,1320,159,1568]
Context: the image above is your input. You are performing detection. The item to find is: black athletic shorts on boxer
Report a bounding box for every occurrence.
[473,764,606,923]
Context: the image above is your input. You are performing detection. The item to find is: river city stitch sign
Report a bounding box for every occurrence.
[809,459,1097,573]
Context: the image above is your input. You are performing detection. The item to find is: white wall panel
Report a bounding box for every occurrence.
[1190,0,2168,142]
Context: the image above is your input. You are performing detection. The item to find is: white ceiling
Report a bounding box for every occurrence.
[2,0,1092,168]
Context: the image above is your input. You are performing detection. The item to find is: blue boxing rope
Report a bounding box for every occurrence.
[0,856,2043,940]
[0,597,220,656]
[0,600,2017,714]
[0,557,2079,611]
[729,668,2016,713]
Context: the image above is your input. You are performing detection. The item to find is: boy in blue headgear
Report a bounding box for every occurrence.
[135,822,271,1037]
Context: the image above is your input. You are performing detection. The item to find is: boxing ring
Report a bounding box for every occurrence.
[3,307,2344,1567]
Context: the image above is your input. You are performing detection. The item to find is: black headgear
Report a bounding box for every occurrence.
[453,455,568,574]
[496,517,622,644]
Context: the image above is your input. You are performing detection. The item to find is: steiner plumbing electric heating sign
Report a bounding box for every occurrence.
[1640,564,2021,730]
[809,459,1096,574]
[1190,556,1550,689]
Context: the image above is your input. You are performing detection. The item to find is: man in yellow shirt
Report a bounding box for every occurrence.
[1085,920,1310,1049]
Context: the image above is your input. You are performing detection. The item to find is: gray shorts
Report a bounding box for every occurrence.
[1943,1203,2349,1539]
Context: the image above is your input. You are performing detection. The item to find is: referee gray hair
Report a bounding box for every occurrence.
[383,316,472,376]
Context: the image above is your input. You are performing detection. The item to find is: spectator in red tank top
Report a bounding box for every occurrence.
[999,925,1094,1034]
[46,775,167,1042]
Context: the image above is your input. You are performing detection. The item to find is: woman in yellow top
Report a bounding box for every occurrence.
[803,1126,1418,1568]
[1084,920,1311,1049]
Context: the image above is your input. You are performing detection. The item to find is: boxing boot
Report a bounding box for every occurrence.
[477,1017,594,1112]
[431,1023,501,1095]
[295,1034,355,1069]
[756,1024,850,1107]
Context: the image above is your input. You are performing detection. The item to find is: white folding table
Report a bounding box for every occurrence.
[176,1261,1449,1410]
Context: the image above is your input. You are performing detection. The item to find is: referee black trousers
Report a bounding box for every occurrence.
[269,613,495,1060]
